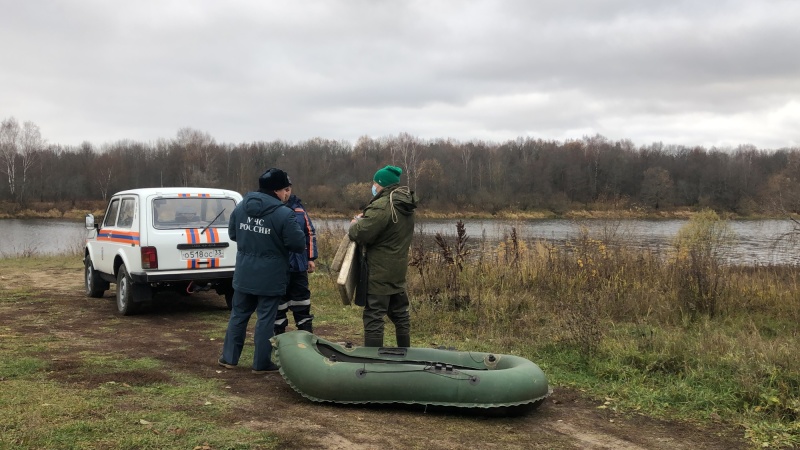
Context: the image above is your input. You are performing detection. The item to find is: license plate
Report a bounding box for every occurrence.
[181,249,224,260]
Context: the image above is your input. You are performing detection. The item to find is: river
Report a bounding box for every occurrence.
[1,218,797,266]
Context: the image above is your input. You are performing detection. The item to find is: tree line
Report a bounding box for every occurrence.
[2,116,799,215]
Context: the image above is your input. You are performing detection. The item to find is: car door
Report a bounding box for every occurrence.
[94,197,120,274]
[96,196,139,275]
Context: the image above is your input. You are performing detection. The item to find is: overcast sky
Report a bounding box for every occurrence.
[2,0,799,150]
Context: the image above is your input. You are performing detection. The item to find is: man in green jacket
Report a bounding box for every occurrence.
[348,165,417,347]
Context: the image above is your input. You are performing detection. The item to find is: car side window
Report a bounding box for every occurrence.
[117,198,136,228]
[103,199,120,228]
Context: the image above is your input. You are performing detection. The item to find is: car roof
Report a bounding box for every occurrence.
[111,187,242,198]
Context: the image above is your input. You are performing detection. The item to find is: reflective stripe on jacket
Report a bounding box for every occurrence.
[287,194,317,272]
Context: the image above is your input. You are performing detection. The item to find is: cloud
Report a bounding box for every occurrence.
[1,0,799,149]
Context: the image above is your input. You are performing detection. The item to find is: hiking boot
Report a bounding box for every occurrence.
[396,333,411,348]
[297,322,313,334]
[217,358,236,369]
[252,363,279,374]
[365,335,384,347]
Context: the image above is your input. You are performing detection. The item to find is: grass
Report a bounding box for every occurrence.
[0,247,363,449]
[0,356,278,449]
[0,257,281,449]
[0,253,84,270]
[2,211,798,448]
[373,212,799,448]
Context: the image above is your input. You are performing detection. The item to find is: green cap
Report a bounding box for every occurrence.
[373,165,402,187]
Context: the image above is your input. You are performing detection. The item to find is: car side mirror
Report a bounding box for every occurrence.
[85,214,95,230]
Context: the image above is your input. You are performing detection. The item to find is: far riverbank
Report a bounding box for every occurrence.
[1,200,795,221]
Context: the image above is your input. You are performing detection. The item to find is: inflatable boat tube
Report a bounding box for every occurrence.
[272,331,551,410]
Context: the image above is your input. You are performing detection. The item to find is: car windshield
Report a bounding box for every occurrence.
[152,197,236,229]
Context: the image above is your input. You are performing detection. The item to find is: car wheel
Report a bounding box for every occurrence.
[116,264,140,316]
[85,257,108,298]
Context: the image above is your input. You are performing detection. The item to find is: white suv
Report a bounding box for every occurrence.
[84,187,242,315]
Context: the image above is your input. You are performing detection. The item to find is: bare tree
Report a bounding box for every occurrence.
[18,121,44,204]
[0,117,20,200]
[640,167,674,209]
[235,144,259,193]
[584,134,609,202]
[416,158,443,203]
[92,151,114,201]
[175,128,217,187]
[763,151,800,213]
[461,142,473,189]
[394,132,421,191]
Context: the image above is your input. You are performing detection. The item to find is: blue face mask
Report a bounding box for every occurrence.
[371,185,378,196]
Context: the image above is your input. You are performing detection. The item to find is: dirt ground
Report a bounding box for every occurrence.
[0,264,750,449]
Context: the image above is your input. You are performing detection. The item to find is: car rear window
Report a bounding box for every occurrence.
[152,197,237,230]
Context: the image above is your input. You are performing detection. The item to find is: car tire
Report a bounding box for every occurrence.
[116,264,142,316]
[85,257,109,298]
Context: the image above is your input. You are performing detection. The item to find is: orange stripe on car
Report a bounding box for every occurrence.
[186,229,195,269]
[97,229,141,246]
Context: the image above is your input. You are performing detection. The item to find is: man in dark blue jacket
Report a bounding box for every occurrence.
[219,168,305,373]
[274,192,318,335]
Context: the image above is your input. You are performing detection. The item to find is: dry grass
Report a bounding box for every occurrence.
[0,200,104,220]
[315,213,800,448]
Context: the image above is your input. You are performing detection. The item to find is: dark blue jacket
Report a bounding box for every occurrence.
[228,192,305,296]
[287,195,318,272]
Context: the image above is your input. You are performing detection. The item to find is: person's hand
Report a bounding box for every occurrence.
[350,213,363,224]
[307,260,316,273]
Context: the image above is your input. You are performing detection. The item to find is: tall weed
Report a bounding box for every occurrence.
[671,210,735,319]
[394,219,798,447]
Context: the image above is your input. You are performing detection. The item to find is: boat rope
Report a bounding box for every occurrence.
[467,352,485,363]
[357,363,478,382]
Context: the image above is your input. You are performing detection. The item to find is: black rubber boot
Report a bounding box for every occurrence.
[297,322,313,334]
[273,327,285,336]
[396,333,411,348]
[364,334,384,347]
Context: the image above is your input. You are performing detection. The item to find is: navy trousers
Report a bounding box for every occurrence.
[222,290,280,371]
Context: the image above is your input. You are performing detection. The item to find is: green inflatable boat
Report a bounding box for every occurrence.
[271,331,551,411]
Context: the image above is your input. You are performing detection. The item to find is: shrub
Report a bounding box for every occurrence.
[671,209,735,320]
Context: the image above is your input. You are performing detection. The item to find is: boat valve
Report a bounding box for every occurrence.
[484,353,499,370]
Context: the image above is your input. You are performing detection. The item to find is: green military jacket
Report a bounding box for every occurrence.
[348,184,417,295]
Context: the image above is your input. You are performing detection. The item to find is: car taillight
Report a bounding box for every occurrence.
[141,246,158,269]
